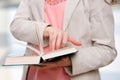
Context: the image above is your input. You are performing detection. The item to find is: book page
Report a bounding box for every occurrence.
[4,46,77,66]
[4,56,41,66]
[42,46,77,60]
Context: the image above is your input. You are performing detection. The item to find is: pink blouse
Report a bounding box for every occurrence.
[27,0,70,80]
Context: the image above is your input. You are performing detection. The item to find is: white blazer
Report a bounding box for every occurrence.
[10,0,117,80]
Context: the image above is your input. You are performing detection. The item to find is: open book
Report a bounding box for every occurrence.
[4,25,78,66]
[4,46,77,66]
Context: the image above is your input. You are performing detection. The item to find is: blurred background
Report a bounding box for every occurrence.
[0,0,120,80]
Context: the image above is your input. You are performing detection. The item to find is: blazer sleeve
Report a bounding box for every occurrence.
[65,0,117,76]
[10,0,50,45]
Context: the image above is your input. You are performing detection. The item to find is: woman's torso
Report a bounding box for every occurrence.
[27,0,70,80]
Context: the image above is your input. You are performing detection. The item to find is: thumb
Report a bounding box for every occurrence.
[68,36,81,46]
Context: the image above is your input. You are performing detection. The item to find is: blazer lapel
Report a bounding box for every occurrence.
[36,0,80,30]
[36,0,44,20]
[63,0,80,31]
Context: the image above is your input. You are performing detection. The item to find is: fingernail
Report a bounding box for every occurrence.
[76,43,81,46]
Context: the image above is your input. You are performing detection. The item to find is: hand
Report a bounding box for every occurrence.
[43,27,81,51]
[36,56,71,69]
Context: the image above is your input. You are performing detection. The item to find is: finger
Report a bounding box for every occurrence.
[49,31,53,50]
[68,36,81,46]
[51,32,57,51]
[42,60,60,68]
[55,31,63,50]
[61,32,68,48]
